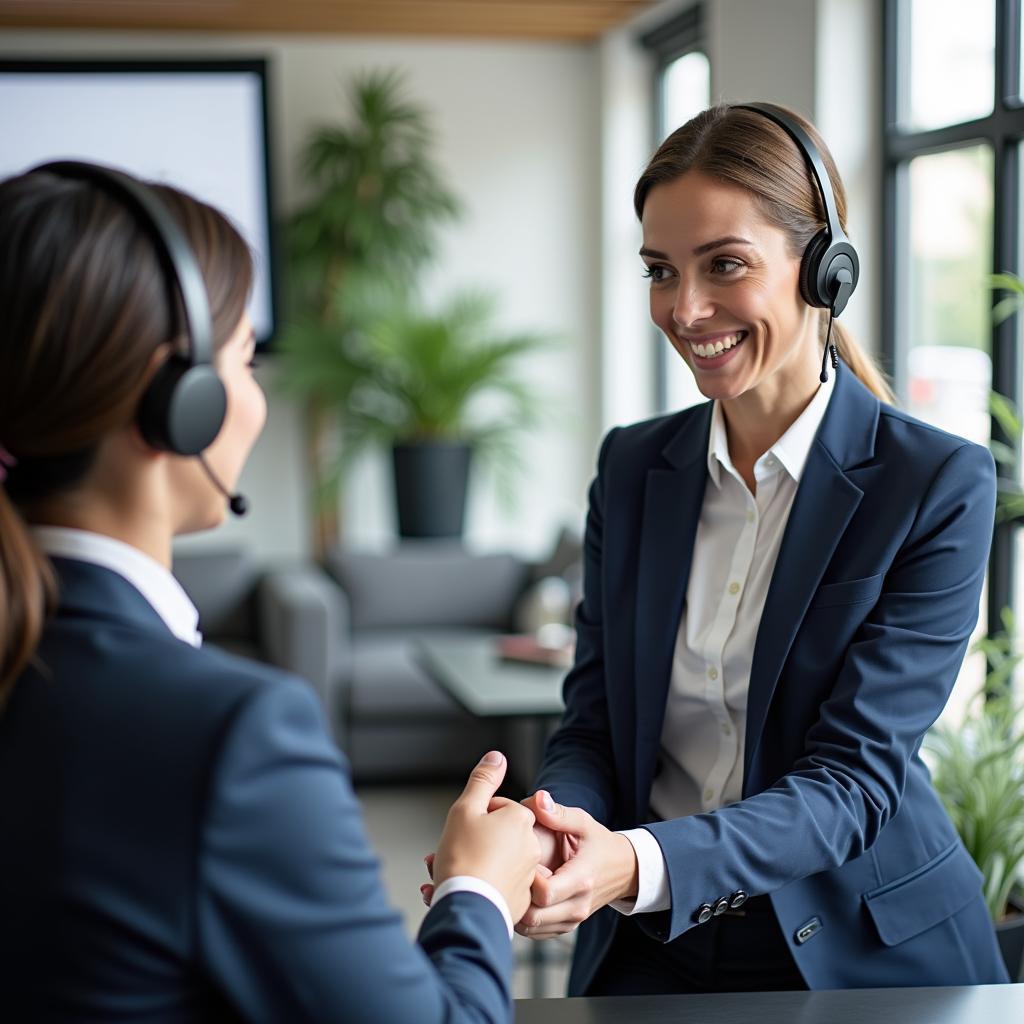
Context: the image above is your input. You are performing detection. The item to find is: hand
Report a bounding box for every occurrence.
[515,790,638,939]
[427,751,542,923]
[524,796,579,874]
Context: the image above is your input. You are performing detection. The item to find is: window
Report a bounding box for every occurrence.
[884,0,1024,714]
[640,4,710,413]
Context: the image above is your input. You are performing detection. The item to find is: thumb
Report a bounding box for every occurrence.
[532,790,592,836]
[455,751,507,814]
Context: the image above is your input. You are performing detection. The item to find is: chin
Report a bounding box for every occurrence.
[175,502,227,536]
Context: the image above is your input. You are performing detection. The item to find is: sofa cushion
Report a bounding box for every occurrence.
[350,628,494,719]
[328,545,528,631]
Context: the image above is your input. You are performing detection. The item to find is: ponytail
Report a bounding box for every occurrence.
[0,489,56,706]
[829,318,895,405]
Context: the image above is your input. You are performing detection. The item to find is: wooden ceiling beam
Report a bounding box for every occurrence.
[0,1,655,41]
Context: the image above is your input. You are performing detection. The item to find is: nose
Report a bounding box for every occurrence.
[671,277,715,331]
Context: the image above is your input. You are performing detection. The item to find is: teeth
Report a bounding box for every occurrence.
[688,331,745,358]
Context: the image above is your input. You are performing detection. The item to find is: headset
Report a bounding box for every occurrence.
[732,103,859,383]
[30,160,248,515]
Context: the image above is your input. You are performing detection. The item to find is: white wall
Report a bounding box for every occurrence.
[1,5,883,559]
[0,30,601,561]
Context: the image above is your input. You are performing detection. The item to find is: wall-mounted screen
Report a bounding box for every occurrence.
[0,58,278,345]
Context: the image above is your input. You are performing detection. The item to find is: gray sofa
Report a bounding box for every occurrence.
[171,547,347,715]
[172,535,581,786]
[325,535,582,783]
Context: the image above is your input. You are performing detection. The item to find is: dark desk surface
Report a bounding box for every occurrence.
[515,985,1024,1023]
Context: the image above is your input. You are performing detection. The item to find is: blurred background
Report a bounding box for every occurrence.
[4,0,1024,992]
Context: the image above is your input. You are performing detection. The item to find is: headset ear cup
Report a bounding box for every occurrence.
[137,356,227,456]
[799,231,831,308]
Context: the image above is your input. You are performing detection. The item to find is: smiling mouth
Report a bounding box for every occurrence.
[682,330,748,359]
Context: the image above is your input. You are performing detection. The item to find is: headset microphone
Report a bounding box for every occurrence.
[198,454,249,517]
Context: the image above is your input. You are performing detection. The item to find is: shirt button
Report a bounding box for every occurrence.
[721,722,731,735]
[728,582,740,595]
[746,510,755,523]
[708,667,718,681]
[704,788,715,802]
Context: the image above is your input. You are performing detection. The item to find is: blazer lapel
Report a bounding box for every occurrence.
[744,365,879,777]
[634,404,712,816]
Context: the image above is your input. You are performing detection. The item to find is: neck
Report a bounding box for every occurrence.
[27,454,174,569]
[720,351,823,469]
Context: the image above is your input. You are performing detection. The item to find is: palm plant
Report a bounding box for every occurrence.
[278,68,459,553]
[926,612,1024,921]
[279,285,552,513]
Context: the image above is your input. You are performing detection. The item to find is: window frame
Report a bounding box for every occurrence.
[882,0,1024,635]
[639,3,707,412]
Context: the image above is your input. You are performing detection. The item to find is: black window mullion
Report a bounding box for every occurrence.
[989,0,1023,631]
[989,136,1020,634]
[885,0,1024,634]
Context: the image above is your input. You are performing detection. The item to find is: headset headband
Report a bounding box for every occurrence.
[732,103,847,246]
[31,160,214,367]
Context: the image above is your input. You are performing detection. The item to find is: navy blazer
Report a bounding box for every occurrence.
[536,363,1009,994]
[0,558,512,1022]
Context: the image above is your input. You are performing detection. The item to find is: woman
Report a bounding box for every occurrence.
[515,103,1009,994]
[0,164,540,1022]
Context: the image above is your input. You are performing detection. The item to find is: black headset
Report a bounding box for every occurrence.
[732,103,858,382]
[30,160,248,515]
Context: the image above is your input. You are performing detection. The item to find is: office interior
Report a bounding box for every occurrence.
[2,0,1021,1004]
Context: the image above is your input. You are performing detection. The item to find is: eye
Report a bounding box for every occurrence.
[710,257,744,275]
[642,263,674,283]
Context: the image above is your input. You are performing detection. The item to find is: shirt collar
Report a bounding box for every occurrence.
[31,526,202,648]
[706,369,836,488]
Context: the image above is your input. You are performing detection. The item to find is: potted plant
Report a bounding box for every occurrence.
[282,285,550,539]
[279,68,459,554]
[925,615,1024,981]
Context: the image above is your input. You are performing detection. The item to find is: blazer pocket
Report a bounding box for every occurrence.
[808,573,883,610]
[863,841,983,947]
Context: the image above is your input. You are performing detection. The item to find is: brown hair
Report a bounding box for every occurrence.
[0,171,252,704]
[634,103,894,404]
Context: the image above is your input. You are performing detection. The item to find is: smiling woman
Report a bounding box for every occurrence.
[515,102,1008,998]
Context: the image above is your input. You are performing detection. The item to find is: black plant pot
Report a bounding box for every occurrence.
[997,897,1024,982]
[392,440,472,539]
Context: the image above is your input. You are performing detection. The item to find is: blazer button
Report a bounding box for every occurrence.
[729,890,748,909]
[713,896,730,916]
[694,903,714,925]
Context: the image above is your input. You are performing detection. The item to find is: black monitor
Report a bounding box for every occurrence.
[0,57,278,346]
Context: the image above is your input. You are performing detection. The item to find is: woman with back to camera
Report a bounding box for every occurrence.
[0,163,540,1022]
[508,103,1009,993]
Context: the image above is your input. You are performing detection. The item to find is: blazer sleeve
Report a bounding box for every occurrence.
[642,441,996,942]
[195,676,513,1024]
[534,428,620,823]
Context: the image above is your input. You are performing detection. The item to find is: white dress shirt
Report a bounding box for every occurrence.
[31,526,514,937]
[615,372,836,916]
[32,526,202,647]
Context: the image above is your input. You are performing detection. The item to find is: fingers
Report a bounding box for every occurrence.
[454,751,508,814]
[515,894,589,937]
[531,856,592,909]
[530,790,593,837]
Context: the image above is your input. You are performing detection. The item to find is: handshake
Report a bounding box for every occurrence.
[421,751,639,936]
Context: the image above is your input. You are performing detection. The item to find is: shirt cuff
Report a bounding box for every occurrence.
[432,876,514,939]
[610,827,670,915]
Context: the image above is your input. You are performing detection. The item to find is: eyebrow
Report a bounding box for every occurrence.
[639,236,755,259]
